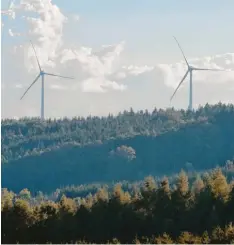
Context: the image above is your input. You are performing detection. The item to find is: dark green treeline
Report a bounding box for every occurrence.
[2,169,234,244]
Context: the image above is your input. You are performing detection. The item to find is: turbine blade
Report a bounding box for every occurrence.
[30,40,42,72]
[173,36,189,67]
[44,72,74,79]
[170,70,189,101]
[20,74,40,100]
[193,67,226,71]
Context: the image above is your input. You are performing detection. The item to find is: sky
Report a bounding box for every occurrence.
[1,0,234,119]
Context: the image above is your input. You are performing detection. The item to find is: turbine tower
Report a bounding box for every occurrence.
[170,36,225,111]
[20,41,74,120]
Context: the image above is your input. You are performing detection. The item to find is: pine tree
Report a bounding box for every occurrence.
[177,231,202,244]
[177,170,189,196]
[95,188,109,202]
[192,175,205,194]
[211,226,225,243]
[19,188,31,200]
[154,233,174,244]
[144,176,157,192]
[12,199,33,243]
[171,171,192,235]
[201,231,210,244]
[59,195,77,214]
[210,168,230,202]
[112,183,130,204]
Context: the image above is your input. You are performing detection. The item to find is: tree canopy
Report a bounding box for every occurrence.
[2,169,234,243]
[2,103,234,192]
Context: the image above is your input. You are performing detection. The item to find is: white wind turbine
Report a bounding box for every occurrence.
[170,36,225,111]
[20,41,74,120]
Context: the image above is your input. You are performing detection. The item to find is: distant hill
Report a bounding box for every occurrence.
[2,103,234,193]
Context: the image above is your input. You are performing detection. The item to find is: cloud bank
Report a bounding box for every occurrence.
[159,53,234,89]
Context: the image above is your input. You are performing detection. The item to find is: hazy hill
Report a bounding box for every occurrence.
[1,103,234,192]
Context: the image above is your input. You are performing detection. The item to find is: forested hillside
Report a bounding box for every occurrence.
[2,169,234,243]
[2,103,234,193]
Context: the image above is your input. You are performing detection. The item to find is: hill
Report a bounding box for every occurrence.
[2,103,234,193]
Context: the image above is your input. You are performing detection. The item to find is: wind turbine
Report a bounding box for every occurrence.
[170,36,225,111]
[20,41,74,120]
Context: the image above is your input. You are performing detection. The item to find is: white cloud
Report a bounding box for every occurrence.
[81,77,127,93]
[115,72,126,79]
[122,65,154,76]
[15,0,67,71]
[60,41,156,92]
[9,0,129,94]
[14,84,23,89]
[158,53,234,89]
[74,41,125,77]
[8,29,14,37]
[72,14,80,22]
[8,28,21,37]
[49,84,68,90]
[61,42,127,92]
[157,63,178,88]
[7,1,159,94]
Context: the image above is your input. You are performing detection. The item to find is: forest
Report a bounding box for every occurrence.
[1,103,234,193]
[1,103,234,243]
[2,168,234,243]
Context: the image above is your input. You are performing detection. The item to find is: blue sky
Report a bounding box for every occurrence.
[1,0,234,119]
[60,0,234,57]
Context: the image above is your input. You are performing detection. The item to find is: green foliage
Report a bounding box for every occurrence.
[154,233,174,244]
[210,168,230,201]
[2,104,234,193]
[2,169,234,243]
[192,175,205,194]
[1,103,234,243]
[110,145,136,161]
[177,170,189,196]
[19,188,31,200]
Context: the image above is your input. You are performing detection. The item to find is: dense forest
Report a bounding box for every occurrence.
[2,103,234,193]
[2,169,234,243]
[2,103,234,164]
[1,103,234,243]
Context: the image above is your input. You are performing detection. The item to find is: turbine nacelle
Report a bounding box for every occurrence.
[188,66,194,71]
